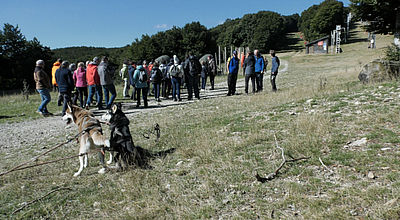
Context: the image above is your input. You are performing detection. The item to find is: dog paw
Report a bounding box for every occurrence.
[106,160,112,165]
[98,168,107,174]
[73,172,81,177]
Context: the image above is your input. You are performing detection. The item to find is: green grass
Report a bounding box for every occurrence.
[1,24,400,219]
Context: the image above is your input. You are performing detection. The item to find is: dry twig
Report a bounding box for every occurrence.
[318,157,333,173]
[12,187,72,215]
[255,133,310,183]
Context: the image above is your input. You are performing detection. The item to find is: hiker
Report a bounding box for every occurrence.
[52,58,63,106]
[227,50,239,96]
[133,61,149,108]
[128,61,137,100]
[207,55,217,90]
[72,62,88,108]
[254,50,265,92]
[184,53,201,100]
[69,63,79,106]
[201,61,208,90]
[142,60,151,95]
[150,62,163,102]
[55,61,74,116]
[162,58,173,99]
[243,51,256,94]
[120,61,130,98]
[98,56,117,109]
[270,50,280,92]
[86,57,103,110]
[170,55,183,101]
[34,60,52,116]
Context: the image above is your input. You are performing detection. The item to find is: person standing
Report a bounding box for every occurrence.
[150,62,163,102]
[184,53,201,100]
[133,62,149,108]
[55,61,74,116]
[254,50,265,92]
[34,60,52,116]
[98,56,117,109]
[52,58,63,106]
[170,55,183,101]
[128,61,137,100]
[227,50,239,96]
[73,62,88,108]
[270,50,280,92]
[120,61,130,98]
[200,61,208,90]
[207,55,217,90]
[162,58,173,99]
[243,51,256,94]
[86,57,103,110]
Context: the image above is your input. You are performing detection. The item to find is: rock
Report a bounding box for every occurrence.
[288,111,297,115]
[385,198,398,206]
[381,147,391,151]
[383,98,394,102]
[358,59,400,83]
[93,202,101,207]
[176,161,183,166]
[348,138,368,147]
[367,171,376,179]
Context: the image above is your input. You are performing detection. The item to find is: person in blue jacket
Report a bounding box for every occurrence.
[227,50,239,96]
[254,50,265,92]
[55,61,74,116]
[270,50,280,92]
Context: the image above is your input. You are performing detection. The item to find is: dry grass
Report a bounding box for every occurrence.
[1,25,400,219]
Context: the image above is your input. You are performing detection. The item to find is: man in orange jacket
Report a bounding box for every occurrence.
[85,57,103,110]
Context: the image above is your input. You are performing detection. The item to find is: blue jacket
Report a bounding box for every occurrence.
[271,56,280,73]
[55,67,74,93]
[228,56,239,74]
[254,56,265,73]
[128,65,135,86]
[133,65,148,88]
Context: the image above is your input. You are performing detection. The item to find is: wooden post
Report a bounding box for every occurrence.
[224,47,227,75]
[218,45,221,74]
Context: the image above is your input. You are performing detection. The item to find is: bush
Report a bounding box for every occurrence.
[385,44,400,61]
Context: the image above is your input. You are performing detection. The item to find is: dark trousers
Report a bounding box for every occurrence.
[227,74,238,95]
[255,72,264,92]
[186,75,200,100]
[209,74,215,89]
[153,83,161,99]
[60,92,71,116]
[245,74,256,94]
[162,79,171,98]
[270,73,278,92]
[171,77,181,101]
[131,85,136,100]
[136,87,148,107]
[73,87,88,108]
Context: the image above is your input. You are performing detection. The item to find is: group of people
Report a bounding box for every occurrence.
[33,50,280,116]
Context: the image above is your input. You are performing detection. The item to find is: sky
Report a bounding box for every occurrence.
[0,0,350,49]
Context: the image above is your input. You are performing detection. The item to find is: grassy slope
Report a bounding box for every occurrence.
[1,26,400,219]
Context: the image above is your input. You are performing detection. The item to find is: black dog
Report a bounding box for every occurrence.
[107,103,175,169]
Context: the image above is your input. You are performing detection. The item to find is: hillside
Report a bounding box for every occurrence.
[1,26,399,219]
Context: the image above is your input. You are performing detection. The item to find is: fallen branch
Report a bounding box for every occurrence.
[255,133,310,183]
[318,157,333,173]
[12,187,72,215]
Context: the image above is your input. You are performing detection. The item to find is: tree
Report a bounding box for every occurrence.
[350,0,399,34]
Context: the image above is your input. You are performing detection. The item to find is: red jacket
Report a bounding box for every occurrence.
[86,63,100,86]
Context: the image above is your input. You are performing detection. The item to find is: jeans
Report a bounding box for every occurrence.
[153,83,161,99]
[201,76,207,89]
[102,84,117,108]
[227,74,238,95]
[245,74,256,94]
[74,87,88,108]
[186,75,200,99]
[162,79,171,98]
[136,87,148,107]
[255,72,264,92]
[87,85,103,107]
[37,88,51,113]
[131,84,136,100]
[60,92,71,116]
[123,79,130,97]
[171,77,181,101]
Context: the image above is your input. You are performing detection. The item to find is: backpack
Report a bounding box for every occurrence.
[170,65,179,77]
[150,68,161,82]
[139,69,147,82]
[188,59,199,75]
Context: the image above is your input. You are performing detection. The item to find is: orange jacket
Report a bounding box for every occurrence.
[51,61,61,85]
[86,63,100,86]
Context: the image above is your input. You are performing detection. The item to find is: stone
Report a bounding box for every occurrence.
[367,171,376,179]
[348,138,368,147]
[358,59,400,83]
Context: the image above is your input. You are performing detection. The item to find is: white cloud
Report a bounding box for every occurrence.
[154,24,168,29]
